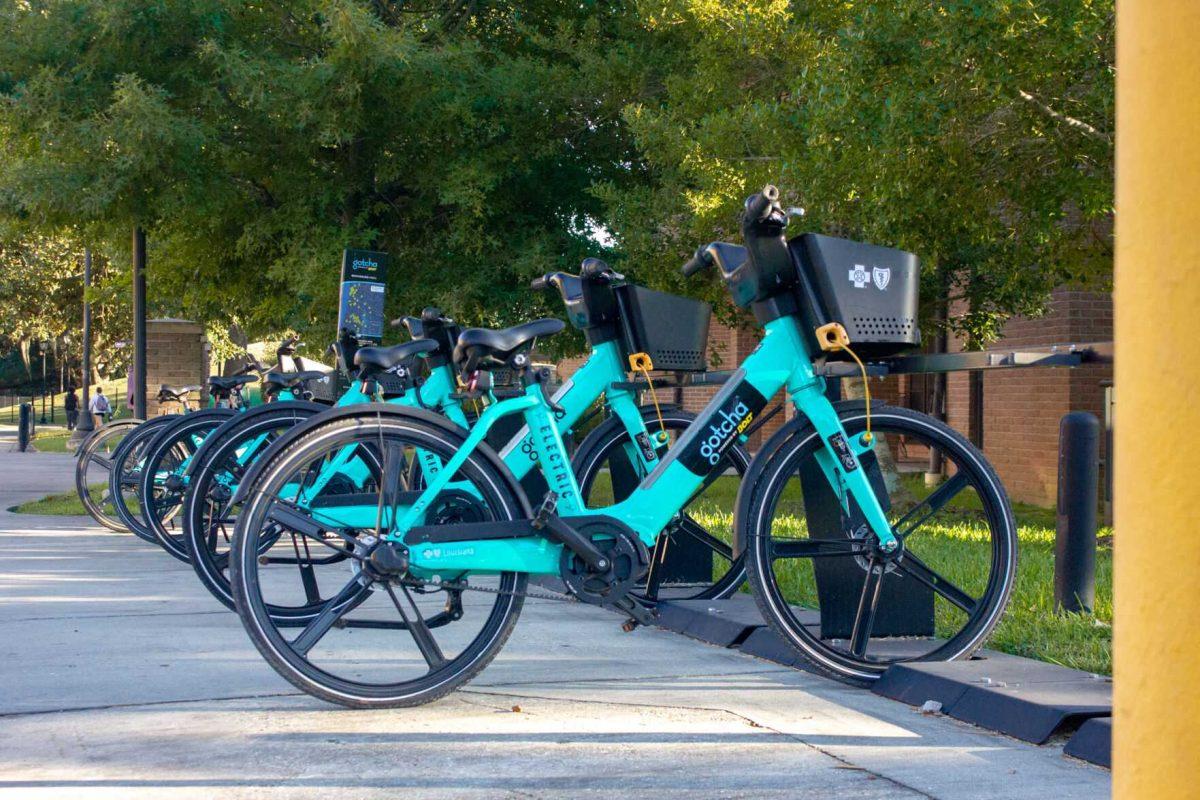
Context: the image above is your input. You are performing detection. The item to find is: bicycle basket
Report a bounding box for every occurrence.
[613,284,712,372]
[787,233,921,360]
[303,369,340,403]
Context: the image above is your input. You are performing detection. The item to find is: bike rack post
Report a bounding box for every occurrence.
[17,402,33,452]
[1055,411,1099,614]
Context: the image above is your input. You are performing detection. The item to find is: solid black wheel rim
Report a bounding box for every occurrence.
[748,409,1016,680]
[231,416,524,703]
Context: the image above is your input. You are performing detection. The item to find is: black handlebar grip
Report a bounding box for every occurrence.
[580,257,609,279]
[531,274,551,291]
[421,306,446,324]
[681,246,713,277]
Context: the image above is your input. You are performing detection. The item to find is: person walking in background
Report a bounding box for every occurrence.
[89,387,111,427]
[64,389,79,430]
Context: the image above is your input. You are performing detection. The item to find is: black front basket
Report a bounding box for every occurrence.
[788,233,921,360]
[614,284,712,372]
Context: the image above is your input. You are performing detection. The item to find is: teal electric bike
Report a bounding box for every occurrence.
[180,314,475,616]
[190,292,751,619]
[229,187,1017,706]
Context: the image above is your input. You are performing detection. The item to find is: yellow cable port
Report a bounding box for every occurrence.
[814,322,873,444]
[628,352,666,436]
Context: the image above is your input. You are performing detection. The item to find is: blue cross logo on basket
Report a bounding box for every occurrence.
[872,266,891,291]
[849,264,871,288]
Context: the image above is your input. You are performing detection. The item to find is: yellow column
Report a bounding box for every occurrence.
[1114,2,1200,795]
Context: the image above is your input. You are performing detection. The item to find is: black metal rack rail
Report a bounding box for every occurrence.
[610,341,1114,392]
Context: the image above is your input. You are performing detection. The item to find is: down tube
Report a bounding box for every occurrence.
[497,341,626,480]
[598,320,801,545]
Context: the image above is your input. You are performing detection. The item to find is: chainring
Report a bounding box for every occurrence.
[559,520,650,607]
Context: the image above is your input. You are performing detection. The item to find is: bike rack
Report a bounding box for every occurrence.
[610,341,1114,391]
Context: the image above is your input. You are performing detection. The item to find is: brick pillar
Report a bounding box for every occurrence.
[145,319,208,416]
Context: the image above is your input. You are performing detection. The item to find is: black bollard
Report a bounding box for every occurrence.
[17,402,32,452]
[1056,411,1100,613]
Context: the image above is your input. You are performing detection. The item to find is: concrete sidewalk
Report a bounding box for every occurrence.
[0,450,1109,799]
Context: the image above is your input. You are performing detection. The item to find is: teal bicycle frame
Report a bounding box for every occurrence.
[303,315,892,578]
[286,339,658,517]
[496,340,656,482]
[157,387,299,491]
[290,367,468,502]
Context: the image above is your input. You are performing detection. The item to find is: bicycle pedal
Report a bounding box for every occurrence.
[613,596,657,627]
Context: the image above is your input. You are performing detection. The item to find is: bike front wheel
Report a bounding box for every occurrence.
[75,419,143,531]
[740,402,1017,685]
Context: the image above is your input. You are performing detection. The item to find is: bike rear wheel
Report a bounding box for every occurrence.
[140,408,238,561]
[184,402,326,611]
[231,408,527,708]
[741,403,1017,685]
[108,415,181,543]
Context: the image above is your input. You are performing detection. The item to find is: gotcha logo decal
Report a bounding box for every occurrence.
[700,401,753,464]
[678,381,767,475]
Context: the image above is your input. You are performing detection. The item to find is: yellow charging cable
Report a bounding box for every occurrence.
[628,352,666,436]
[814,323,873,444]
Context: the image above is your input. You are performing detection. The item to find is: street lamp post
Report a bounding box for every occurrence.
[70,249,95,444]
[39,342,48,425]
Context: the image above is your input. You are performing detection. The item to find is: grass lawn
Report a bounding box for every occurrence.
[31,430,72,453]
[13,488,88,515]
[591,472,1113,675]
[12,481,139,518]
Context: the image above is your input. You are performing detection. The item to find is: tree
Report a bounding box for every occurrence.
[598,0,1114,345]
[0,1,1114,353]
[0,0,659,351]
[0,234,131,386]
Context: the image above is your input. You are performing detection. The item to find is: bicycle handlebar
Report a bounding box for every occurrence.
[532,258,624,293]
[744,184,781,225]
[681,246,713,277]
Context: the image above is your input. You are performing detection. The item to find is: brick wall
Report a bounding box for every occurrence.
[944,289,1113,506]
[146,319,209,416]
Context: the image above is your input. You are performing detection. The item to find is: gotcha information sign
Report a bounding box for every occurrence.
[337,249,388,343]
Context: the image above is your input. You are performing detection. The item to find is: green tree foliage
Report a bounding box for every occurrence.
[604,0,1113,344]
[0,234,131,382]
[0,0,655,347]
[0,1,1113,351]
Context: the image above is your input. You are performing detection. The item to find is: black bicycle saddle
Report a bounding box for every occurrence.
[453,319,565,372]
